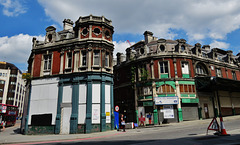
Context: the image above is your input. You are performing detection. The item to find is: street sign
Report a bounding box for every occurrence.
[207,117,219,135]
[115,106,119,112]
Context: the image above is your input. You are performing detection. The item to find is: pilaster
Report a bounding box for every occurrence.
[100,76,106,132]
[110,78,114,130]
[86,78,92,133]
[55,82,63,134]
[175,81,183,122]
[70,81,79,134]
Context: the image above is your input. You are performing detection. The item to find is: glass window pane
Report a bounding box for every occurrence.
[180,85,184,92]
[166,85,170,93]
[162,85,166,93]
[188,85,192,93]
[184,85,188,92]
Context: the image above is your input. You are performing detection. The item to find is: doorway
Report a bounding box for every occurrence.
[60,107,71,134]
[204,104,209,119]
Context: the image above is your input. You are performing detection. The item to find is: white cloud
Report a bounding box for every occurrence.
[113,41,135,57]
[38,0,240,41]
[0,34,44,64]
[0,0,27,16]
[210,40,230,50]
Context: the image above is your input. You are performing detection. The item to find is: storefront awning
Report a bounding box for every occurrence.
[195,76,240,92]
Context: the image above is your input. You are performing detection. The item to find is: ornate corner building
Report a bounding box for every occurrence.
[0,62,26,117]
[114,31,240,125]
[23,15,114,134]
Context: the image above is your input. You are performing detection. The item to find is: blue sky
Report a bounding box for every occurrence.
[1,0,240,71]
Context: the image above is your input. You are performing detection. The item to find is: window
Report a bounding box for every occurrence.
[10,82,16,85]
[93,50,100,66]
[82,28,88,36]
[159,61,169,74]
[93,28,101,35]
[67,52,72,68]
[181,62,189,75]
[31,114,52,126]
[143,87,152,95]
[105,30,110,38]
[181,45,185,51]
[105,52,109,67]
[44,54,52,71]
[160,45,165,51]
[196,64,207,75]
[216,68,222,77]
[0,89,3,92]
[232,71,237,80]
[81,51,87,66]
[48,34,52,42]
[0,80,5,84]
[180,84,195,93]
[10,74,17,77]
[158,84,174,93]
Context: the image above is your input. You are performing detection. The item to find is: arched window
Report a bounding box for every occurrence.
[195,64,208,75]
[160,45,165,52]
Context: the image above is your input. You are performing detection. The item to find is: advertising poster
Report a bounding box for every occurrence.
[163,105,174,119]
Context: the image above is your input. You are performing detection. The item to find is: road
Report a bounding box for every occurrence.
[1,116,240,145]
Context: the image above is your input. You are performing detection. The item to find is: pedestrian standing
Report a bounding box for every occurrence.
[2,121,6,132]
[121,114,126,132]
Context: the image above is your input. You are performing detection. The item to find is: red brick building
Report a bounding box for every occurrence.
[114,31,240,125]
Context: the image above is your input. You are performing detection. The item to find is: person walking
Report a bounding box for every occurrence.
[120,114,126,132]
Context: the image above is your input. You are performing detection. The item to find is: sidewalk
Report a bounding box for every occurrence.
[1,115,240,144]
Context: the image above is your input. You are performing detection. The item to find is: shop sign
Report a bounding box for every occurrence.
[154,96,179,105]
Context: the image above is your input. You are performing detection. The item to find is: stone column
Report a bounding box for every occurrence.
[175,81,183,122]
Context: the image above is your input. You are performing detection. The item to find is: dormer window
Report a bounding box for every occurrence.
[48,34,52,42]
[140,48,144,54]
[160,45,165,52]
[198,49,201,54]
[181,45,185,51]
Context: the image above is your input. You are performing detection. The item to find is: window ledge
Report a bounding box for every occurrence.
[64,68,72,73]
[79,66,87,71]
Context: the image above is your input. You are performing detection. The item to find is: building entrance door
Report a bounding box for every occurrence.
[60,107,71,134]
[204,104,209,119]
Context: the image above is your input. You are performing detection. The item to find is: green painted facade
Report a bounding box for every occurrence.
[182,74,190,78]
[182,98,199,103]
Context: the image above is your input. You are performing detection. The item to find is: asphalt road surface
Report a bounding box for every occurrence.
[2,116,240,145]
